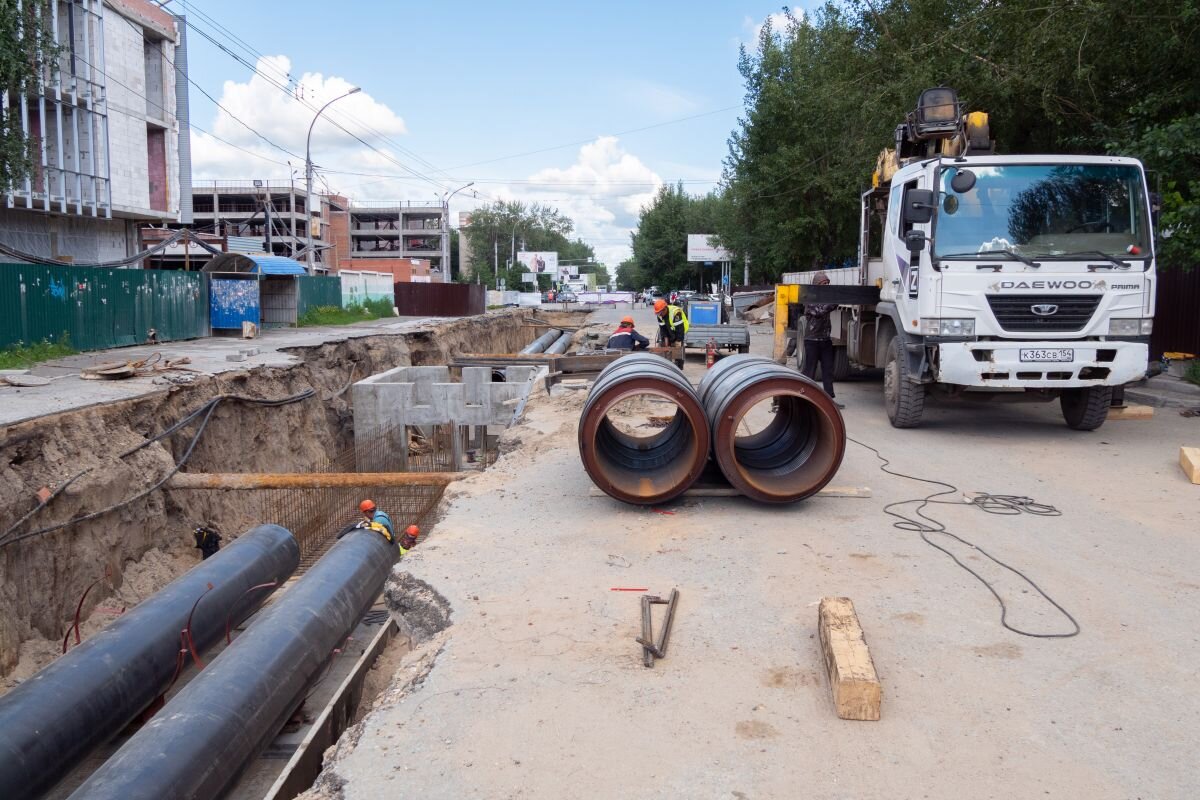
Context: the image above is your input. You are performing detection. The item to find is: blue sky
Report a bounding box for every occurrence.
[170,0,808,262]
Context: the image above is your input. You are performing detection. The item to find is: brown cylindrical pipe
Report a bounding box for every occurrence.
[166,472,461,490]
[698,355,845,503]
[578,353,710,505]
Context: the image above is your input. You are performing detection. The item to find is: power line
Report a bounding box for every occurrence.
[445,106,741,170]
[176,12,467,197]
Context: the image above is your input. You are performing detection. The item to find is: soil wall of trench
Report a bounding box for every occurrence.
[0,309,584,678]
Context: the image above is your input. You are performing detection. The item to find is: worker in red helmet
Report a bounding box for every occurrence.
[398,524,421,556]
[338,499,395,544]
[653,298,689,347]
[606,315,650,351]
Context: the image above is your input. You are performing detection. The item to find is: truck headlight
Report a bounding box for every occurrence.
[1109,318,1153,336]
[921,318,975,336]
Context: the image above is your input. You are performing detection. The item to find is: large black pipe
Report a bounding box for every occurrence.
[0,524,299,800]
[697,354,845,503]
[70,529,398,800]
[520,327,563,354]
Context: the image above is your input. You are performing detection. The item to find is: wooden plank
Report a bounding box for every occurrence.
[263,619,397,800]
[1107,404,1154,420]
[1181,446,1200,485]
[586,485,870,499]
[818,597,881,721]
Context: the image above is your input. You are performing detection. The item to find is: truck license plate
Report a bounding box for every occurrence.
[1020,348,1074,362]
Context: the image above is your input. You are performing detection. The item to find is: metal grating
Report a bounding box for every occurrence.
[986,294,1101,333]
[260,424,497,570]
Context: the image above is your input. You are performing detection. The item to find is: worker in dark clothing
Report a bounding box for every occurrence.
[606,316,650,351]
[653,299,689,346]
[398,524,420,556]
[800,272,843,408]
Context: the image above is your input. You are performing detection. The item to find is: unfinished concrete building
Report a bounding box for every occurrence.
[183,180,329,264]
[0,0,191,263]
[346,201,448,281]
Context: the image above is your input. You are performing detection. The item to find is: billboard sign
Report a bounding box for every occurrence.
[687,234,731,262]
[517,251,558,274]
[556,264,580,282]
[521,272,538,283]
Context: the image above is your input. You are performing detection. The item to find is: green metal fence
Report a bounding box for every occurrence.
[297,275,342,317]
[0,263,209,351]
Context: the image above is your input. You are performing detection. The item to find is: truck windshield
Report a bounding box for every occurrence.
[934,164,1150,260]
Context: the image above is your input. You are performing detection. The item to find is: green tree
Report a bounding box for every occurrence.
[721,0,1200,274]
[630,184,731,291]
[463,200,594,289]
[1,1,57,192]
[615,258,641,291]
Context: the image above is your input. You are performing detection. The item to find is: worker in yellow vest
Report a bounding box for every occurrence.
[653,298,689,346]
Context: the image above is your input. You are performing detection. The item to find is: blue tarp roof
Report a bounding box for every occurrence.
[202,253,308,275]
[246,255,307,275]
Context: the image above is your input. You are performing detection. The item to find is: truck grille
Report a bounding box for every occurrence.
[986,294,1101,333]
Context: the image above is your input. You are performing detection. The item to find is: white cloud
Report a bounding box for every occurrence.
[191,55,436,199]
[191,58,665,265]
[739,10,798,47]
[501,137,664,266]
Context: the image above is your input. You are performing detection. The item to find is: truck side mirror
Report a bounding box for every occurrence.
[902,188,935,226]
[905,230,927,254]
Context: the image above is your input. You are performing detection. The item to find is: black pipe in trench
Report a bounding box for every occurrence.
[68,528,398,800]
[0,524,300,800]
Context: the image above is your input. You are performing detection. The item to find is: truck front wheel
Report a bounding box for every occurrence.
[1060,386,1111,430]
[884,336,924,428]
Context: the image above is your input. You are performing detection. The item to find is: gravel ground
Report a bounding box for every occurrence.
[309,305,1199,800]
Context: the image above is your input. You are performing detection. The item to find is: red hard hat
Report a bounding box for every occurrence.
[359,499,376,513]
[653,299,667,313]
[405,524,420,537]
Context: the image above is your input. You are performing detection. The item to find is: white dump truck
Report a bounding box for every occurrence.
[774,87,1156,430]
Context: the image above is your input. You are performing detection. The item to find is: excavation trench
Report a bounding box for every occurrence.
[0,309,586,683]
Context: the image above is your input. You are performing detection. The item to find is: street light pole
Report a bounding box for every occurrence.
[305,86,360,273]
[441,181,474,282]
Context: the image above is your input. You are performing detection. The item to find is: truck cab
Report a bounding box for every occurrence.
[868,153,1154,429]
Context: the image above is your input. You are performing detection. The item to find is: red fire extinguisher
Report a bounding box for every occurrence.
[705,338,717,369]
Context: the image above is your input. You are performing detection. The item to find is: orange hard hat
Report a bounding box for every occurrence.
[653,299,667,313]
[620,315,635,325]
[359,499,376,513]
[405,524,420,537]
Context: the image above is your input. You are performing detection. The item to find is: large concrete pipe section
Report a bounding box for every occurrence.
[69,529,397,800]
[520,327,563,354]
[544,331,574,355]
[0,525,298,800]
[579,353,710,505]
[698,354,845,503]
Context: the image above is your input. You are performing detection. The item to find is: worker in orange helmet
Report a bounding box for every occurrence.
[653,298,689,347]
[398,524,421,556]
[337,499,395,544]
[606,315,650,351]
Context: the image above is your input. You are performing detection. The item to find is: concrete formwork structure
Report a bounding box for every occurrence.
[353,365,540,468]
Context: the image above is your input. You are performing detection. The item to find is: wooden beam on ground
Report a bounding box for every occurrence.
[1107,404,1154,420]
[1181,446,1200,485]
[166,472,462,490]
[818,597,882,721]
[263,618,397,800]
